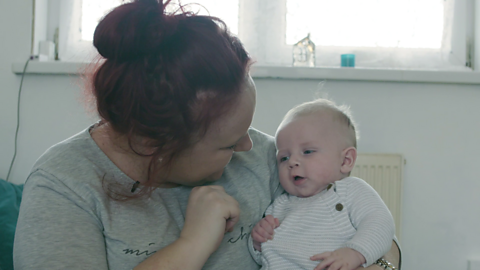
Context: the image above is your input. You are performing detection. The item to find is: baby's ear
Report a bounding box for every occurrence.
[341,147,357,174]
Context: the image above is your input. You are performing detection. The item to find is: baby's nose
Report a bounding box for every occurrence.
[288,159,300,168]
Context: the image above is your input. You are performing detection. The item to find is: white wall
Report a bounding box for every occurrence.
[0,1,94,186]
[253,78,480,270]
[1,2,480,270]
[0,1,30,178]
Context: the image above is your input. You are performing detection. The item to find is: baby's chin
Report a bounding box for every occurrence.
[288,187,328,198]
[295,192,317,198]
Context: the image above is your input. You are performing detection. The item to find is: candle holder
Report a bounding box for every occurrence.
[292,33,315,67]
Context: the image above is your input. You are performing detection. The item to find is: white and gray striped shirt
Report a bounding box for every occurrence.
[249,177,395,270]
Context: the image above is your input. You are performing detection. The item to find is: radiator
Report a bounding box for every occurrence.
[351,153,404,242]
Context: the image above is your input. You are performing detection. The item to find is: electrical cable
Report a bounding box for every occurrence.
[6,57,31,182]
[6,0,36,182]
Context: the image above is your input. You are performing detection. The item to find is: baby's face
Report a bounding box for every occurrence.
[275,113,347,198]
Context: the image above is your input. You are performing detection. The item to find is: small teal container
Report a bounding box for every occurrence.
[341,54,355,67]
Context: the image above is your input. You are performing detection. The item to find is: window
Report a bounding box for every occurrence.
[239,0,468,70]
[55,0,238,62]
[81,0,124,41]
[286,0,444,48]
[51,0,472,70]
[81,0,239,41]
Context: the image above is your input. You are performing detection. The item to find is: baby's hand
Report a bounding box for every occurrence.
[251,215,280,251]
[310,247,366,270]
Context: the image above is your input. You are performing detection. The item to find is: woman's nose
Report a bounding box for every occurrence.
[234,133,253,152]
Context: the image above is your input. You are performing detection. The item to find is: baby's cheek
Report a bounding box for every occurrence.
[279,169,290,181]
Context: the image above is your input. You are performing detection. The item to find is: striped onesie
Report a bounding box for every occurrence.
[248,177,395,270]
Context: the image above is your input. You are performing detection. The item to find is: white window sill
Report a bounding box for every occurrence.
[12,60,480,84]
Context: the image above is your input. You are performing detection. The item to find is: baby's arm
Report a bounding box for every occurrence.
[344,178,395,266]
[251,215,280,251]
[310,177,395,270]
[248,193,289,265]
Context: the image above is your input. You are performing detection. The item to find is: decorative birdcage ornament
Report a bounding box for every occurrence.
[292,33,315,67]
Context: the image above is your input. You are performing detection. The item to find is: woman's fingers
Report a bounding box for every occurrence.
[224,198,240,233]
[181,185,240,255]
[311,252,330,261]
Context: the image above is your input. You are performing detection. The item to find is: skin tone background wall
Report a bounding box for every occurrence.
[1,2,479,270]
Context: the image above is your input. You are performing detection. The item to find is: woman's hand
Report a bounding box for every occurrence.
[180,185,240,256]
[135,185,240,270]
[311,247,365,270]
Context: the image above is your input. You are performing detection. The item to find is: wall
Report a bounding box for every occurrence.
[0,1,94,186]
[1,2,479,270]
[253,78,480,270]
[0,1,28,175]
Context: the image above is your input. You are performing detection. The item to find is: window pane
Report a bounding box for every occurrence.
[81,0,123,41]
[81,0,238,41]
[175,0,239,34]
[286,0,444,49]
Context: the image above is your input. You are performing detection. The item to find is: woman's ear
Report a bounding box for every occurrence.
[340,147,357,174]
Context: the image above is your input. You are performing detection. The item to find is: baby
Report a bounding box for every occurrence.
[248,99,395,270]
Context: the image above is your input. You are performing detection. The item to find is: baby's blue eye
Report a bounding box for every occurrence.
[304,150,313,154]
[279,156,289,162]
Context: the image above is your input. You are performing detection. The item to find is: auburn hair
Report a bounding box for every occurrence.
[85,0,250,197]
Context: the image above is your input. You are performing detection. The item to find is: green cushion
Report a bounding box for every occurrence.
[0,179,23,270]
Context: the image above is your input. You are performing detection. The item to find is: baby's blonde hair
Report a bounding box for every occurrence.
[280,98,358,148]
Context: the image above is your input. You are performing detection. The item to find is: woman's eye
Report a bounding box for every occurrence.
[226,144,237,150]
[279,156,289,162]
[304,150,313,154]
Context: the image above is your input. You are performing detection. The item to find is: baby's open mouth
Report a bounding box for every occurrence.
[294,176,304,181]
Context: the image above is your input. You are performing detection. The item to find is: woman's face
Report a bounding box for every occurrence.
[164,76,257,186]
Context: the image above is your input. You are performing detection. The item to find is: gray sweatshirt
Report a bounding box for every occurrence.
[14,126,281,270]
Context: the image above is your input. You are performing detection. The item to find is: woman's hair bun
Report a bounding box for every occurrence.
[93,0,174,61]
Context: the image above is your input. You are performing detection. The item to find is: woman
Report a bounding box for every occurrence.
[13,0,400,269]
